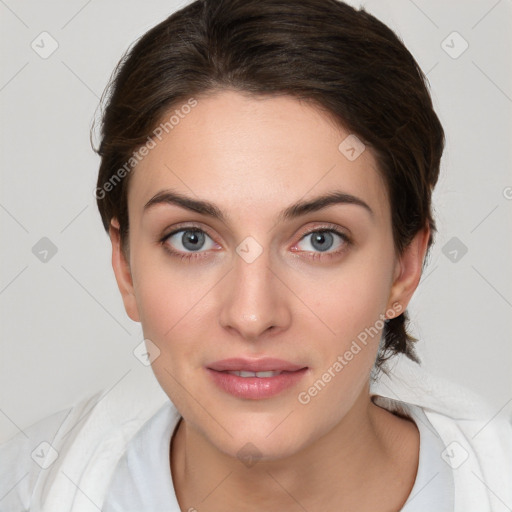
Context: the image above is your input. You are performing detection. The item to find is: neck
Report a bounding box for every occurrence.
[170,385,419,511]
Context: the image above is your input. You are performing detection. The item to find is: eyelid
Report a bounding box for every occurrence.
[159,224,219,262]
[290,223,350,251]
[159,221,352,259]
[298,222,350,238]
[161,221,350,243]
[161,222,216,241]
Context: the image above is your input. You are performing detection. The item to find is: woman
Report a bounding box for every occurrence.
[1,0,511,510]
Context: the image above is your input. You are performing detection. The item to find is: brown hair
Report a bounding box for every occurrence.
[93,0,445,369]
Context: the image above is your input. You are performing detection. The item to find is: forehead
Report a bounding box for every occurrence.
[128,90,390,222]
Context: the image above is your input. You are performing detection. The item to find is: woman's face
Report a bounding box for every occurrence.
[112,90,424,460]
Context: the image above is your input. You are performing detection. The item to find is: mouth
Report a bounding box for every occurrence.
[206,358,309,399]
[222,370,287,378]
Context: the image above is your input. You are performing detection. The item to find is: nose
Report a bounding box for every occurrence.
[218,248,292,341]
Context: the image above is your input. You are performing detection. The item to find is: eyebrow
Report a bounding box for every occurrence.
[143,189,374,222]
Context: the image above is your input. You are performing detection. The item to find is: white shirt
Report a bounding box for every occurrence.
[101,400,454,512]
[1,355,511,511]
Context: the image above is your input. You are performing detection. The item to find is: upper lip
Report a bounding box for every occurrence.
[207,358,306,372]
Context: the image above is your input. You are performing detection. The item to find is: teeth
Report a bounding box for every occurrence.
[226,370,283,378]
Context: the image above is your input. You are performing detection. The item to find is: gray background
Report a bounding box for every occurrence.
[1,0,511,443]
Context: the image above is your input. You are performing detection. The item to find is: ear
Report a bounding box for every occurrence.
[110,219,140,322]
[386,225,430,318]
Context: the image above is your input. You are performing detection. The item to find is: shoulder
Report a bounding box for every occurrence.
[0,369,170,511]
[371,354,512,511]
[0,392,100,511]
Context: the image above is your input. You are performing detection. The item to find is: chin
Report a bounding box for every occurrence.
[220,434,305,465]
[209,411,318,463]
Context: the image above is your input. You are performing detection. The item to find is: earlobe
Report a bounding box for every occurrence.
[109,219,140,322]
[386,226,430,316]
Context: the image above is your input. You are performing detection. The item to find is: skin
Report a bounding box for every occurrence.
[110,90,430,511]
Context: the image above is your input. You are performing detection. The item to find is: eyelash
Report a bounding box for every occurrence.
[159,223,352,262]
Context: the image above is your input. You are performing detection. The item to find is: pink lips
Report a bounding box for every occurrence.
[208,357,305,373]
[206,357,308,400]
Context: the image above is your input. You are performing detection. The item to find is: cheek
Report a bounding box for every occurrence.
[131,264,214,410]
[290,248,394,410]
[294,251,393,343]
[135,273,200,339]
[131,251,219,363]
[293,259,392,423]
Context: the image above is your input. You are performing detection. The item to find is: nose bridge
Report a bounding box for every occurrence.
[218,240,290,339]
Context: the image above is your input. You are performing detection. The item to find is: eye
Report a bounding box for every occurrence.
[162,228,217,257]
[293,227,350,256]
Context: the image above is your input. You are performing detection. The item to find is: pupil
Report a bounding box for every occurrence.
[312,231,333,252]
[182,231,205,251]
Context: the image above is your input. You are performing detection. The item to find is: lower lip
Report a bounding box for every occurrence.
[206,368,308,400]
